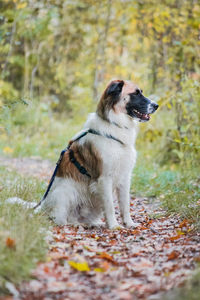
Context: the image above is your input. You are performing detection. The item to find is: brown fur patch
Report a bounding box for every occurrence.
[57,141,102,182]
[96,80,124,120]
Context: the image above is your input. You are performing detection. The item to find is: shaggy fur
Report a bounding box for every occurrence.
[41,80,158,229]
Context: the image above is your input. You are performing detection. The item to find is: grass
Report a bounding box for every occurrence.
[132,153,200,229]
[0,167,50,295]
[163,270,200,300]
[0,102,83,161]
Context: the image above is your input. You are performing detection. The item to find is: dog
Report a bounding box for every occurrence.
[41,79,158,229]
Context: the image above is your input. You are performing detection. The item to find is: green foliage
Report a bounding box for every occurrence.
[132,157,200,228]
[1,0,199,107]
[0,100,83,159]
[136,77,200,166]
[0,167,50,292]
[163,270,200,300]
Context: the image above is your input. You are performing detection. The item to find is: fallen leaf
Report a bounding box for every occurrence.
[109,239,117,245]
[68,261,90,271]
[167,250,180,261]
[178,219,188,228]
[6,237,16,248]
[98,252,117,264]
[94,267,104,272]
[131,230,140,235]
[169,235,182,241]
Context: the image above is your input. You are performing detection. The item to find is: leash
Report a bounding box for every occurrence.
[33,128,124,210]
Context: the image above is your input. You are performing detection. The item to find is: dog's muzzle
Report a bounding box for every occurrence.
[147,101,159,114]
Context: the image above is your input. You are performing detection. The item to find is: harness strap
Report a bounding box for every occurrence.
[88,128,124,145]
[34,127,124,209]
[69,149,91,178]
[33,149,68,209]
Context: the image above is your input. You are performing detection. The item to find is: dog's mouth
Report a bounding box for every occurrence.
[133,109,150,121]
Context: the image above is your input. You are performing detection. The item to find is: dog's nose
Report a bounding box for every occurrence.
[153,103,159,110]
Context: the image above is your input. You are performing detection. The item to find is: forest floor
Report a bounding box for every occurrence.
[1,156,200,300]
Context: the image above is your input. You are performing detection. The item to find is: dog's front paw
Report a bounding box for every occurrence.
[124,219,140,229]
[108,222,122,230]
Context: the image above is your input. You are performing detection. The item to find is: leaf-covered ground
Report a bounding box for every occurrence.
[1,157,200,299]
[19,200,199,300]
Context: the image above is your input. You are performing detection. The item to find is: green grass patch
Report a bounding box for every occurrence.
[0,167,50,294]
[163,269,200,300]
[132,153,200,228]
[0,102,83,161]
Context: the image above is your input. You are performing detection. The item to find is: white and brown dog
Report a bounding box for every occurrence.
[41,80,158,229]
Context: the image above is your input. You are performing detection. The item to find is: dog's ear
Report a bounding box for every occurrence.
[97,80,124,120]
[105,80,124,97]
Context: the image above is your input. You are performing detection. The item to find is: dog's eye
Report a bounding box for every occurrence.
[134,89,140,95]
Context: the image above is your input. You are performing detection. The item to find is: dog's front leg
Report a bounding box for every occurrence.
[117,181,139,228]
[97,177,120,229]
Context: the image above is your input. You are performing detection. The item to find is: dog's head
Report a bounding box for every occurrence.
[97,79,158,122]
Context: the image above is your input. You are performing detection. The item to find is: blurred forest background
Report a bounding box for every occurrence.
[0,0,200,223]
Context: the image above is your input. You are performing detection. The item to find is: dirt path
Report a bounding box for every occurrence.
[0,156,54,181]
[1,156,200,299]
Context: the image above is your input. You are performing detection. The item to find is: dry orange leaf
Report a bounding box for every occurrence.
[139,226,149,230]
[131,229,140,235]
[109,239,117,246]
[169,235,181,241]
[94,260,110,272]
[178,219,188,228]
[6,237,16,248]
[43,266,50,273]
[167,250,180,261]
[98,252,118,264]
[99,252,113,260]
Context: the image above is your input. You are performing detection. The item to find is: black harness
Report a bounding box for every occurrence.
[33,128,124,209]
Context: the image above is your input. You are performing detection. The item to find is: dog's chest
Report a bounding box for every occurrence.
[99,141,136,178]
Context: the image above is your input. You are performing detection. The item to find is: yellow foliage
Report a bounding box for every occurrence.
[3,147,14,154]
[167,103,172,109]
[68,260,90,272]
[17,2,27,9]
[94,268,105,272]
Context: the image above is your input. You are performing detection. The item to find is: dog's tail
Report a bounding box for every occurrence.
[4,197,41,212]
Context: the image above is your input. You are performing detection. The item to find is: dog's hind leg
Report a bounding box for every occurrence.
[42,187,68,225]
[78,203,104,228]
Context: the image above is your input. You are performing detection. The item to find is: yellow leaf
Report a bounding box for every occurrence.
[174,139,181,143]
[94,268,105,272]
[17,2,27,9]
[176,230,185,235]
[167,102,172,109]
[3,146,13,154]
[68,261,90,272]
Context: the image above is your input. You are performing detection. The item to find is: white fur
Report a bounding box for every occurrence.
[42,111,139,229]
